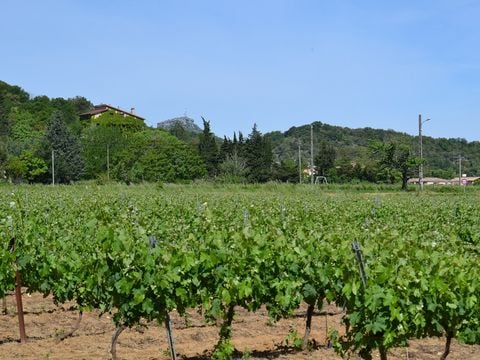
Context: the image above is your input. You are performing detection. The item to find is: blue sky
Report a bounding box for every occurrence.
[2,0,480,140]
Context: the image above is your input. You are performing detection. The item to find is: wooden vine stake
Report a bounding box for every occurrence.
[15,270,27,343]
[11,238,27,343]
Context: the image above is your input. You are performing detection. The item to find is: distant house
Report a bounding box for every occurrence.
[408,177,451,186]
[449,176,480,186]
[408,176,480,186]
[80,104,145,122]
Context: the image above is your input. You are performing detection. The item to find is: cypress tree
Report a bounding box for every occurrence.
[198,117,219,177]
[245,124,273,183]
[219,136,233,162]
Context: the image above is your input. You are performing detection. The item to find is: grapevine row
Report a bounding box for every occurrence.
[1,185,479,359]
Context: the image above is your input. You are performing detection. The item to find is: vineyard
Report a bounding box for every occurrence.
[1,184,480,359]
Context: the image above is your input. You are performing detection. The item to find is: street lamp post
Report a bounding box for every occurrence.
[418,114,430,190]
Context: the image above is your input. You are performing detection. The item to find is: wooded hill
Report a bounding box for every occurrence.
[0,80,206,183]
[2,78,480,185]
[265,122,480,181]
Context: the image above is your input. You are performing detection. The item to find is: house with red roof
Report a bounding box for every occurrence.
[80,104,145,122]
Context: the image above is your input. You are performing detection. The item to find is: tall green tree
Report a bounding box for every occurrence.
[245,124,273,183]
[272,159,298,183]
[68,96,93,114]
[8,109,44,156]
[198,117,219,177]
[6,150,47,183]
[41,110,84,183]
[314,141,336,176]
[371,142,420,190]
[81,125,127,179]
[111,130,206,183]
[0,81,30,166]
[219,136,233,162]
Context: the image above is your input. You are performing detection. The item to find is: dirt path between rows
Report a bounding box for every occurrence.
[1,293,479,359]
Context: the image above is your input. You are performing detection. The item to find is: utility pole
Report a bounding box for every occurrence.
[455,155,467,186]
[310,124,314,185]
[298,140,302,184]
[418,114,430,190]
[51,150,55,185]
[107,144,110,181]
[459,156,462,186]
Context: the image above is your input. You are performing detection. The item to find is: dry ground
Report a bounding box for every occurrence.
[1,292,479,360]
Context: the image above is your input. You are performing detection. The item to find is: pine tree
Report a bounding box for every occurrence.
[314,141,336,176]
[43,110,84,183]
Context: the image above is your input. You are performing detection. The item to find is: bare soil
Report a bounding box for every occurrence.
[1,292,479,360]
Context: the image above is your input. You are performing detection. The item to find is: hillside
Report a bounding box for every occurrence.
[3,78,480,184]
[265,122,480,179]
[0,80,207,183]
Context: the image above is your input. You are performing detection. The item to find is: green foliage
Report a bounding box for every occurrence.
[68,96,93,114]
[0,81,94,182]
[111,130,206,183]
[1,184,480,359]
[8,108,44,156]
[272,159,298,183]
[198,117,219,177]
[6,150,47,183]
[285,328,304,349]
[315,141,336,176]
[91,110,145,131]
[41,111,84,183]
[244,124,273,183]
[166,121,199,145]
[218,153,248,183]
[218,132,251,183]
[265,121,480,184]
[371,142,420,190]
[81,125,128,179]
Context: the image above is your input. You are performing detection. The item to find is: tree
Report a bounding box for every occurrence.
[245,124,273,183]
[314,141,336,176]
[111,130,206,183]
[68,96,93,114]
[219,136,233,162]
[6,150,47,183]
[198,117,219,177]
[7,109,44,156]
[139,131,206,182]
[272,159,298,183]
[81,125,128,179]
[168,122,188,142]
[371,142,420,190]
[41,111,84,183]
[218,152,248,183]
